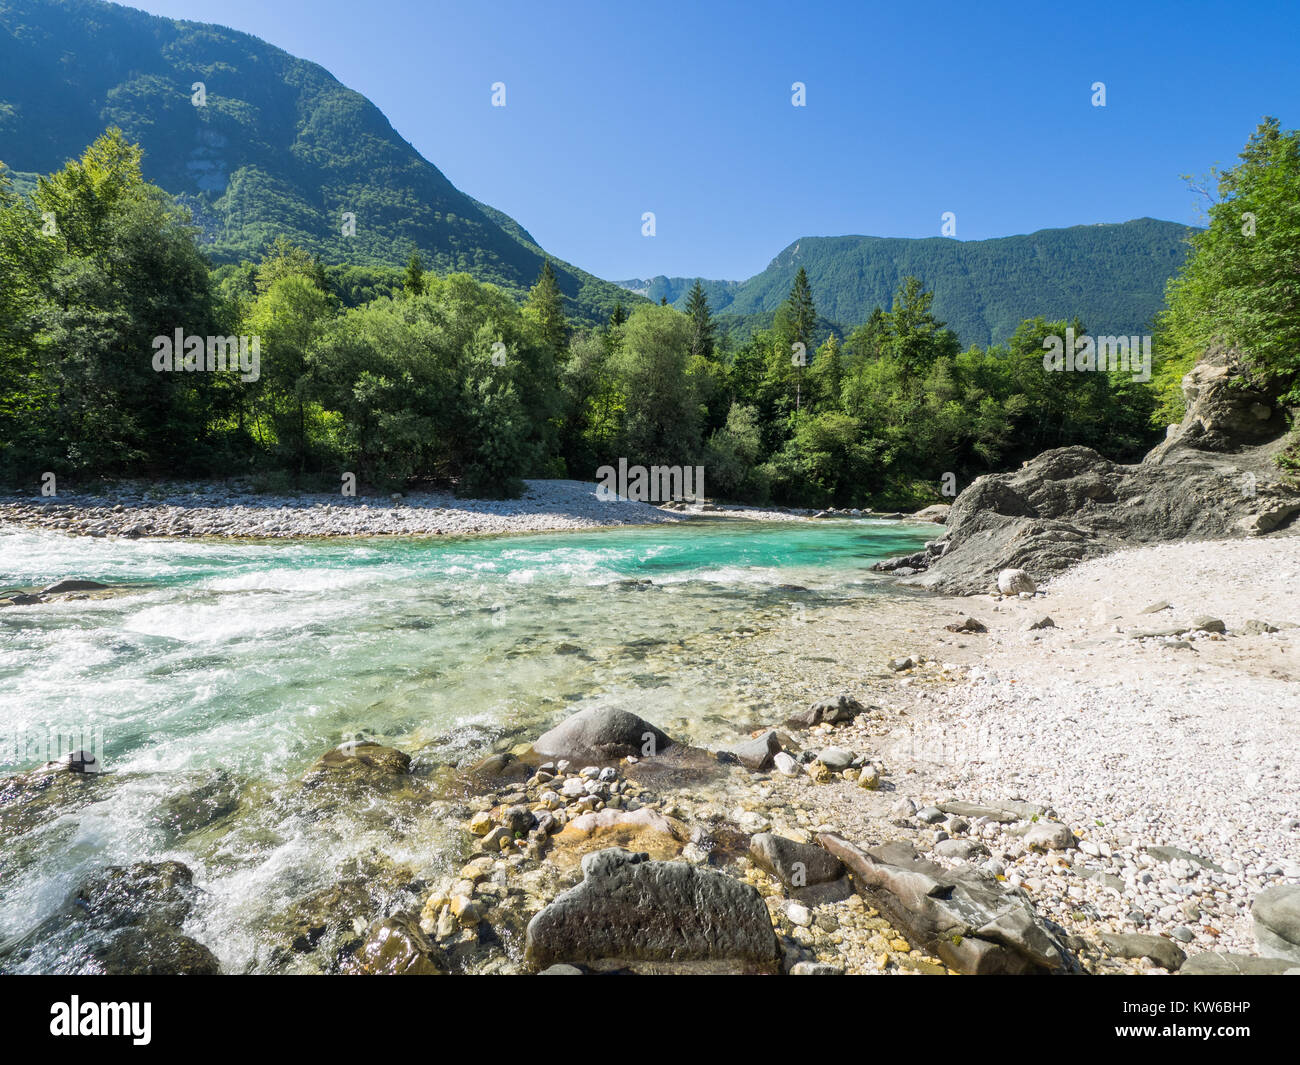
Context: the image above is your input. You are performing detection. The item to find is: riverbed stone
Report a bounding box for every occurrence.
[784,694,865,728]
[42,579,110,594]
[532,707,673,765]
[92,927,221,975]
[310,740,411,780]
[524,848,781,973]
[997,569,1036,595]
[816,835,1068,974]
[1100,932,1186,971]
[1019,821,1076,851]
[354,912,447,975]
[1252,885,1300,963]
[749,832,844,891]
[1180,952,1296,975]
[75,860,200,930]
[730,730,782,771]
[816,747,854,771]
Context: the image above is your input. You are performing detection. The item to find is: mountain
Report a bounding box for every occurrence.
[0,0,638,324]
[620,218,1195,346]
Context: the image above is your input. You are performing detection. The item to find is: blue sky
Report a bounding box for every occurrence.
[125,0,1299,282]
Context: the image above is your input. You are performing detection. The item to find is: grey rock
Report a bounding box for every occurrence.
[1146,846,1225,873]
[524,848,781,974]
[816,836,1068,974]
[938,799,1047,823]
[42,579,110,594]
[74,861,200,931]
[749,833,845,891]
[891,798,918,819]
[789,961,844,975]
[1180,952,1296,975]
[532,707,673,765]
[816,747,854,771]
[1100,932,1186,971]
[887,657,914,672]
[730,730,782,772]
[1019,821,1076,851]
[785,694,865,728]
[997,569,1036,595]
[1252,885,1300,963]
[773,751,800,777]
[916,806,945,824]
[1191,616,1226,634]
[934,839,987,861]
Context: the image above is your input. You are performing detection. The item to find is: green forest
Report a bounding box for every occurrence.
[2,120,1297,507]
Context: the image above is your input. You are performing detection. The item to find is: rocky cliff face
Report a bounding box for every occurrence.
[877,346,1299,595]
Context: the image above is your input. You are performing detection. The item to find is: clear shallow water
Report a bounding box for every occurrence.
[0,517,932,971]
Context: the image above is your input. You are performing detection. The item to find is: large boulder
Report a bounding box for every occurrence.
[816,835,1068,974]
[1252,885,1300,963]
[524,848,781,974]
[532,707,673,765]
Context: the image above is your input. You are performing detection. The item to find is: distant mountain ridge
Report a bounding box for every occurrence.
[620,218,1195,346]
[0,0,636,323]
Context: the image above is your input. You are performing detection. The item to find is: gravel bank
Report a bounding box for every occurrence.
[0,479,682,538]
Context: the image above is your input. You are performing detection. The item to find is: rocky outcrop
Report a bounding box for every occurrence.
[873,346,1297,594]
[524,848,782,973]
[815,836,1069,974]
[879,444,1298,595]
[1146,344,1290,464]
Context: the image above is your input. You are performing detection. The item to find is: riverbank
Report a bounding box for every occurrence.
[0,479,941,541]
[430,534,1300,974]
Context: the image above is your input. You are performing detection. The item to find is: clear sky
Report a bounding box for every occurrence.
[123,0,1299,282]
